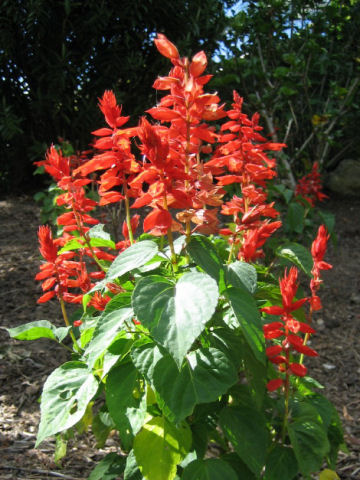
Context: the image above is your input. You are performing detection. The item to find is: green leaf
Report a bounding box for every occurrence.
[288,418,330,476]
[221,453,256,480]
[264,445,298,480]
[54,434,67,466]
[88,453,125,480]
[36,361,98,446]
[182,458,238,480]
[219,406,268,476]
[187,235,226,291]
[241,340,267,408]
[89,237,116,249]
[134,416,191,480]
[317,209,335,234]
[58,238,84,253]
[7,320,69,342]
[207,327,244,368]
[304,394,334,430]
[92,413,113,448]
[84,308,133,368]
[226,261,257,293]
[276,242,313,276]
[88,223,112,241]
[132,272,218,367]
[105,292,132,312]
[106,362,145,450]
[106,240,158,280]
[226,287,265,365]
[285,202,305,234]
[133,345,237,423]
[124,450,143,480]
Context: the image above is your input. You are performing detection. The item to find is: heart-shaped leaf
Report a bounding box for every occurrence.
[132,272,218,367]
[36,361,98,446]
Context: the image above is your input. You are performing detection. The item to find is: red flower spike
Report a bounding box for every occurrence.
[38,226,58,263]
[295,162,328,207]
[311,225,332,269]
[310,225,332,305]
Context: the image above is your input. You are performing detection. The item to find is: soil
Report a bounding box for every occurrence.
[0,195,359,480]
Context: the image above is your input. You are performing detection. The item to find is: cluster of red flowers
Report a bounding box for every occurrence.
[71,34,284,258]
[310,225,332,310]
[35,147,111,307]
[262,267,317,391]
[211,92,283,261]
[262,225,332,392]
[295,161,328,207]
[35,34,328,325]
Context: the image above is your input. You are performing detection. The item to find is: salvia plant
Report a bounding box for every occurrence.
[8,34,345,480]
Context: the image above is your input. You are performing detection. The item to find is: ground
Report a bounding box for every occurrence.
[0,195,359,480]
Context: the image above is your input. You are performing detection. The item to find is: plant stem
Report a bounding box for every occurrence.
[281,348,291,443]
[72,204,106,272]
[227,240,236,265]
[123,182,134,245]
[59,297,81,353]
[163,189,177,271]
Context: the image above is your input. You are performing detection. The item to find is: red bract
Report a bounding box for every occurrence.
[74,90,140,207]
[154,33,180,60]
[310,225,332,309]
[261,267,315,391]
[207,91,284,261]
[88,292,111,311]
[295,162,328,206]
[35,225,83,304]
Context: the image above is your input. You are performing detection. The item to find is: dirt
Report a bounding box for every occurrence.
[0,195,359,479]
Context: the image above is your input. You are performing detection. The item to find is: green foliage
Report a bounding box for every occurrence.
[13,228,343,479]
[216,0,360,179]
[0,0,237,191]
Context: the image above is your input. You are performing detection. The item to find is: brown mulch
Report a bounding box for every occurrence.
[0,195,359,479]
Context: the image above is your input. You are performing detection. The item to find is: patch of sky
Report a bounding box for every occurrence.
[214,1,249,62]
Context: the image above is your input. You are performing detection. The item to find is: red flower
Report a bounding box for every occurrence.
[295,162,328,207]
[261,267,308,316]
[88,292,111,311]
[261,267,316,390]
[310,225,332,308]
[154,34,179,60]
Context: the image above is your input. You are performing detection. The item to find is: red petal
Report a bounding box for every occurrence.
[42,277,57,291]
[289,297,308,312]
[154,34,179,59]
[190,51,208,77]
[146,107,180,121]
[266,378,284,392]
[143,209,172,235]
[266,345,283,357]
[289,363,307,377]
[261,306,285,316]
[37,290,56,303]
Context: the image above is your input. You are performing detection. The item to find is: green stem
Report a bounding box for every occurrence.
[281,349,290,443]
[59,297,81,353]
[167,229,178,272]
[227,237,236,265]
[72,205,106,272]
[162,188,177,272]
[124,182,134,245]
